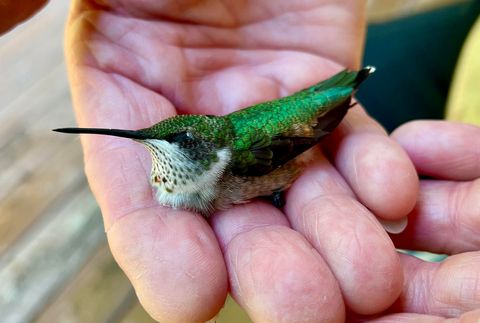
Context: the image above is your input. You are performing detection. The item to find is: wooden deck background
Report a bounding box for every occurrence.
[0,1,475,322]
[0,1,158,321]
[0,1,249,322]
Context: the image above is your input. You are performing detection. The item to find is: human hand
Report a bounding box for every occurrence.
[65,1,418,321]
[355,120,480,322]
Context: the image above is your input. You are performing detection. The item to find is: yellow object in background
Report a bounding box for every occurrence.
[214,296,252,323]
[367,0,467,22]
[446,17,480,125]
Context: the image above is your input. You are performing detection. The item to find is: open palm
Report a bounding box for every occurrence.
[65,1,419,321]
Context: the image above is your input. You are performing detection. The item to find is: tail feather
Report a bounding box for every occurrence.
[302,66,375,94]
[306,67,375,139]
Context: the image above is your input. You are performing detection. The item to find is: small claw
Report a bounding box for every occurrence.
[271,191,285,208]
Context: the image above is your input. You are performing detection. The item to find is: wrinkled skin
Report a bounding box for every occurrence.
[380,121,480,323]
[5,0,475,322]
[65,2,415,321]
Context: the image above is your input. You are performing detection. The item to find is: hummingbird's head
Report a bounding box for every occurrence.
[138,115,232,193]
[54,114,232,211]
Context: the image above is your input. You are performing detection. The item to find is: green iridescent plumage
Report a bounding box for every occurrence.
[133,68,371,177]
[139,115,233,145]
[225,68,372,175]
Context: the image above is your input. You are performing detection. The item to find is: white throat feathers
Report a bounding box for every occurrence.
[142,139,231,213]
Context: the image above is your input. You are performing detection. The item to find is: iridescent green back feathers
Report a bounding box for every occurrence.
[226,66,375,175]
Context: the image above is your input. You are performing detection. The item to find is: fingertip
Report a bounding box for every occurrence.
[212,203,345,323]
[285,147,405,314]
[211,202,289,251]
[325,106,419,220]
[288,195,403,314]
[107,209,228,322]
[226,226,345,323]
[338,132,419,220]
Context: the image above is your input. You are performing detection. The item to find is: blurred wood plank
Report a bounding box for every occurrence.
[0,1,70,108]
[0,138,86,255]
[0,1,153,323]
[0,62,72,140]
[0,0,81,256]
[0,63,74,202]
[35,243,137,323]
[0,185,103,323]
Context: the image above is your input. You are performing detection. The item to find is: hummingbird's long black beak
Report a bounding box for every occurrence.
[53,127,150,140]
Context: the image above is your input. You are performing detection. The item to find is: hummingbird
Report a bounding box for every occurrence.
[54,67,375,216]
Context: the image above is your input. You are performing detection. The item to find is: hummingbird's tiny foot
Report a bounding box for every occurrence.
[271,191,285,208]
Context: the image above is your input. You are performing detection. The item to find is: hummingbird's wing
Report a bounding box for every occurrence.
[228,67,374,177]
[230,99,351,176]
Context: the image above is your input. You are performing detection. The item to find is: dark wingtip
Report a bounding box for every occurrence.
[354,66,376,88]
[52,127,150,140]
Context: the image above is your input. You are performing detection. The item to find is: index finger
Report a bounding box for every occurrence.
[323,105,419,220]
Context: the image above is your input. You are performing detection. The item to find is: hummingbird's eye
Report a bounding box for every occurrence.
[167,131,198,149]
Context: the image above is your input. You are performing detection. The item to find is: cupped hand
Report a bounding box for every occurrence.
[357,120,480,322]
[65,1,418,321]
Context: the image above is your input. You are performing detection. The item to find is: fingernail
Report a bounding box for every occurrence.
[378,217,408,234]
